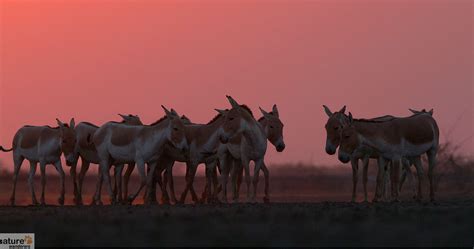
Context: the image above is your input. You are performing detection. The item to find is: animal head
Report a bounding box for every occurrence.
[219,95,255,144]
[56,118,77,165]
[337,112,359,163]
[259,105,285,152]
[323,105,349,155]
[162,105,188,153]
[409,108,433,116]
[118,114,143,125]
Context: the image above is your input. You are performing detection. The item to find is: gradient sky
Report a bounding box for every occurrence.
[0,0,472,169]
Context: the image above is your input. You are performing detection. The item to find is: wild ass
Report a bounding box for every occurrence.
[1,119,76,205]
[323,106,424,202]
[338,111,439,201]
[213,104,285,203]
[161,96,257,204]
[212,96,275,203]
[69,114,143,205]
[121,115,193,204]
[92,106,188,204]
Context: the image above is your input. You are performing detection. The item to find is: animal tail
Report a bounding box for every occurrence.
[0,146,13,152]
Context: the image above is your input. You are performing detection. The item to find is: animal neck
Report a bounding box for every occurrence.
[242,119,266,148]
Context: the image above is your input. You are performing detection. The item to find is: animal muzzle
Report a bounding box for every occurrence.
[325,142,337,155]
[338,151,351,164]
[276,142,285,152]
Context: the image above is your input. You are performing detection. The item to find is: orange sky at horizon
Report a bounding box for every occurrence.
[0,0,472,170]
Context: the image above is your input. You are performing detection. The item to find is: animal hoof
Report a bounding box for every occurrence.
[40,201,46,206]
[127,195,135,205]
[263,197,270,204]
[9,198,15,206]
[58,197,65,206]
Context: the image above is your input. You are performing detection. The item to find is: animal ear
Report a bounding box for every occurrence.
[56,118,64,128]
[272,104,279,118]
[69,118,75,129]
[162,105,174,119]
[428,108,433,115]
[259,107,272,119]
[118,114,128,120]
[226,95,240,109]
[348,112,353,124]
[215,108,226,115]
[323,105,333,117]
[339,106,346,114]
[408,108,417,114]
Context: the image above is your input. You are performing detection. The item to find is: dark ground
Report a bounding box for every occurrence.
[0,200,473,247]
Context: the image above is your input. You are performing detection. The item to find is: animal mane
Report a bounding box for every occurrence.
[240,105,254,118]
[149,115,169,126]
[206,104,254,125]
[206,111,227,125]
[354,115,397,123]
[82,122,99,128]
[258,111,274,122]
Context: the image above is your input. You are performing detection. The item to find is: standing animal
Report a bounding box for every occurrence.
[338,111,439,201]
[1,118,76,206]
[122,115,193,204]
[214,96,273,203]
[214,104,285,203]
[69,114,143,205]
[92,106,188,205]
[323,106,424,202]
[163,96,258,204]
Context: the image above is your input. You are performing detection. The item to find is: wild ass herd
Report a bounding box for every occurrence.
[1,96,286,206]
[0,96,439,206]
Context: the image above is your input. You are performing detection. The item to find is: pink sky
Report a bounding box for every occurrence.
[0,0,472,169]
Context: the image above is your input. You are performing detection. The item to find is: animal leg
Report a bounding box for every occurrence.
[427,148,438,202]
[28,161,39,205]
[122,163,135,203]
[77,160,90,206]
[144,162,158,205]
[100,160,115,205]
[251,159,264,203]
[128,161,146,204]
[10,155,24,206]
[374,157,387,202]
[350,158,359,202]
[39,162,47,205]
[413,156,424,201]
[362,156,369,202]
[69,161,79,205]
[261,161,270,203]
[54,160,66,206]
[92,166,104,205]
[114,164,124,203]
[219,154,231,203]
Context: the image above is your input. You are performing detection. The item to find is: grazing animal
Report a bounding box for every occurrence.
[338,111,439,201]
[1,119,76,206]
[92,106,188,205]
[69,114,143,205]
[216,104,285,203]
